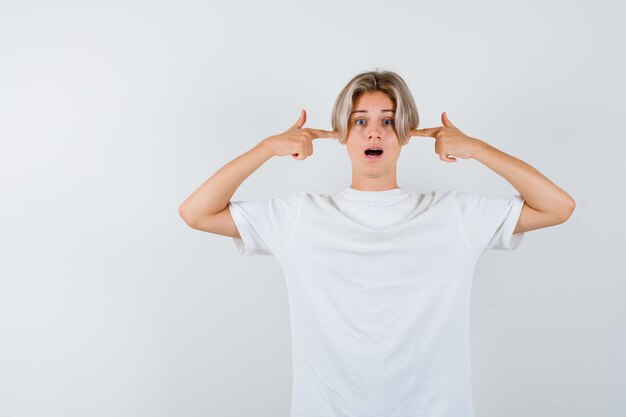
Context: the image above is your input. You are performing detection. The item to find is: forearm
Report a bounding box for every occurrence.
[471,139,575,217]
[179,139,275,220]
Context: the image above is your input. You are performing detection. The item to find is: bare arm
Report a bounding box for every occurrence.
[411,112,576,235]
[178,109,338,236]
[470,140,576,233]
[178,139,274,226]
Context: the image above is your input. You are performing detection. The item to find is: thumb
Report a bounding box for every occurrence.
[292,109,307,129]
[442,111,456,128]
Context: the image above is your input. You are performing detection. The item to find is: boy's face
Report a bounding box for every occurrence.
[345,91,402,178]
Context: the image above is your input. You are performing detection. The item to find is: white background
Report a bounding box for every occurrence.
[1,0,624,416]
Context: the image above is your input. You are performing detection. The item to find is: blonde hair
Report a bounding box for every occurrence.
[331,69,419,146]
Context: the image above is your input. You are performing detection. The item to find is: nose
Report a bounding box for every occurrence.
[367,126,382,140]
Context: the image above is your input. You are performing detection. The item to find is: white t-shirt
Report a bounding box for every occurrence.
[228,187,525,417]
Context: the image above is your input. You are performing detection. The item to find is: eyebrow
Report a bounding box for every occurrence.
[350,109,396,116]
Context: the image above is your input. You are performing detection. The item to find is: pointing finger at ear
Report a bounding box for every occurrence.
[410,127,441,138]
[306,128,339,139]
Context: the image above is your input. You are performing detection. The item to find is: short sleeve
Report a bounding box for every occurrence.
[453,191,526,254]
[227,193,303,257]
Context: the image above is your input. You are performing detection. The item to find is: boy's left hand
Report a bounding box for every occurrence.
[410,112,484,162]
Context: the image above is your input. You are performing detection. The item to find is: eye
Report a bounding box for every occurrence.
[354,118,394,126]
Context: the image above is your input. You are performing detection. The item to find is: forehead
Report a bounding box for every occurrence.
[351,91,396,115]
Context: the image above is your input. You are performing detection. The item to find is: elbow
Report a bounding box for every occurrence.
[557,197,576,223]
[178,204,195,227]
[566,196,576,217]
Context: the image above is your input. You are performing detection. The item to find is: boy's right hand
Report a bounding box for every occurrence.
[263,109,339,160]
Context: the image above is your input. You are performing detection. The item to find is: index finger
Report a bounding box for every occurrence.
[410,127,441,138]
[306,128,340,139]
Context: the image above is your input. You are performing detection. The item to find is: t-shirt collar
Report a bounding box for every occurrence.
[339,186,409,203]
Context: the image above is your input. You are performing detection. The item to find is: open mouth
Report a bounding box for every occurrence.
[364,148,383,160]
